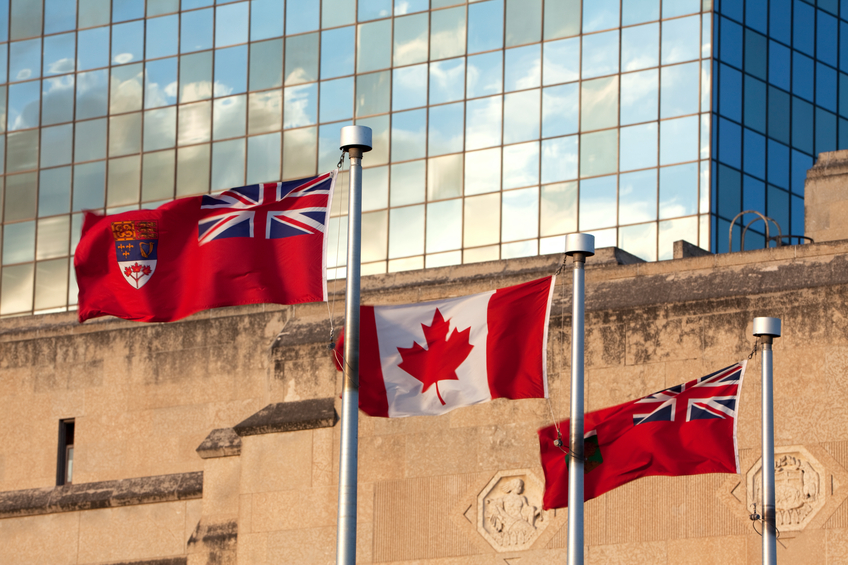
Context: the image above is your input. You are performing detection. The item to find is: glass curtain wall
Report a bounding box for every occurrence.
[0,0,841,316]
[711,0,839,252]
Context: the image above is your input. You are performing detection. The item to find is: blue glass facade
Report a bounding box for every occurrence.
[0,0,841,316]
[712,0,841,251]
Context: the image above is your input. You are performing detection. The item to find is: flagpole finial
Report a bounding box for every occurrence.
[753,317,781,338]
[565,233,595,257]
[340,125,373,153]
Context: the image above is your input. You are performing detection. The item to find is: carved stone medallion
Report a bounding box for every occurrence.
[477,469,548,552]
[747,446,826,532]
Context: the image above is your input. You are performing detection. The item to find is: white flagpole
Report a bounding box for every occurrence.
[753,316,781,565]
[336,125,372,565]
[565,233,594,565]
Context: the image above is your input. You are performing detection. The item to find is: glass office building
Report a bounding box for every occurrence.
[0,0,841,316]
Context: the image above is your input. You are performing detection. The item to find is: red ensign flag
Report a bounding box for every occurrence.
[74,172,336,323]
[538,362,746,510]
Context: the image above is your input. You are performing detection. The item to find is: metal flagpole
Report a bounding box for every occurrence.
[565,233,594,565]
[336,125,372,565]
[753,316,781,565]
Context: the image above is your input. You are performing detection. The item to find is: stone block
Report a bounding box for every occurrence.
[0,511,79,565]
[250,486,336,532]
[826,527,848,564]
[77,501,189,563]
[239,431,313,494]
[667,535,747,564]
[267,526,335,565]
[587,540,668,565]
[196,428,242,459]
[201,456,241,519]
[359,433,406,481]
[311,426,336,487]
[404,426,480,478]
[233,398,336,436]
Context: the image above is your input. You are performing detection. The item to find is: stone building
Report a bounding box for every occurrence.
[2,152,848,564]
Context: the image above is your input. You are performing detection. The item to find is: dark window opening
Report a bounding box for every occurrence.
[57,419,75,486]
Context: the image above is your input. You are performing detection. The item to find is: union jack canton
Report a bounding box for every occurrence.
[632,363,744,425]
[197,171,335,245]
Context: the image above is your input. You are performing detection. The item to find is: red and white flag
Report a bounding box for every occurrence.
[334,277,555,417]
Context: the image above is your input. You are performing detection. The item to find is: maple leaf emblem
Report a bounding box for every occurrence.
[397,308,474,405]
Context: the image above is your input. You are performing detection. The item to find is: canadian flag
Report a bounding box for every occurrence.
[334,277,555,417]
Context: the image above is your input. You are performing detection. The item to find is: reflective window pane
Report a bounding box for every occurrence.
[620,122,658,171]
[42,76,75,126]
[356,71,390,117]
[542,84,579,138]
[78,27,109,70]
[469,0,504,53]
[45,0,77,34]
[394,0,428,15]
[282,126,317,179]
[428,102,464,156]
[466,96,502,151]
[10,38,41,82]
[75,118,107,161]
[390,160,425,206]
[109,112,142,157]
[112,0,143,22]
[622,0,659,26]
[620,69,658,125]
[661,62,700,118]
[145,58,178,109]
[389,205,425,258]
[321,27,355,79]
[464,193,500,247]
[211,138,245,190]
[430,58,465,105]
[619,169,657,223]
[503,141,539,189]
[8,80,41,131]
[41,124,73,167]
[503,187,538,241]
[581,76,618,132]
[286,0,319,35]
[504,90,540,144]
[357,20,392,73]
[582,30,619,79]
[251,0,285,41]
[465,148,501,195]
[141,150,175,202]
[285,33,319,85]
[39,166,71,216]
[7,130,39,173]
[658,216,697,260]
[213,95,246,140]
[178,101,211,145]
[4,173,37,222]
[540,181,577,236]
[215,2,249,48]
[505,44,541,92]
[181,9,213,53]
[112,21,144,65]
[621,23,658,72]
[579,175,617,230]
[659,115,699,165]
[176,144,210,196]
[391,109,426,161]
[76,69,109,120]
[393,65,427,111]
[319,78,352,123]
[0,263,34,314]
[543,37,580,86]
[661,15,700,65]
[107,155,140,207]
[467,52,503,99]
[506,0,541,47]
[214,45,247,97]
[362,210,388,263]
[394,13,429,66]
[34,258,69,310]
[246,133,281,184]
[73,161,106,211]
[110,63,143,114]
[247,40,284,94]
[180,52,212,103]
[580,129,617,177]
[430,6,466,60]
[662,0,699,18]
[583,0,619,32]
[427,153,463,200]
[283,84,318,129]
[79,0,110,29]
[618,221,657,261]
[427,198,462,251]
[659,162,698,219]
[146,15,179,60]
[143,107,176,151]
[544,0,580,41]
[362,166,389,211]
[541,135,578,183]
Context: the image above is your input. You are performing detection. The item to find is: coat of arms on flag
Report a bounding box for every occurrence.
[111,220,158,289]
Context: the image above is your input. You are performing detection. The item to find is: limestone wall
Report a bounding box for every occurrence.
[2,243,848,564]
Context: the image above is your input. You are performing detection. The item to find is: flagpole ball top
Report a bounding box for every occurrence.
[565,233,595,257]
[340,125,373,152]
[753,317,781,338]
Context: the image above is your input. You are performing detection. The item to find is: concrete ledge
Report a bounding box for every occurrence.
[233,397,337,437]
[0,471,203,519]
[673,239,712,259]
[81,559,187,565]
[196,428,242,459]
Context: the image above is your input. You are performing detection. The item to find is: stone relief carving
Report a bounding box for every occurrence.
[747,447,827,532]
[477,470,548,552]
